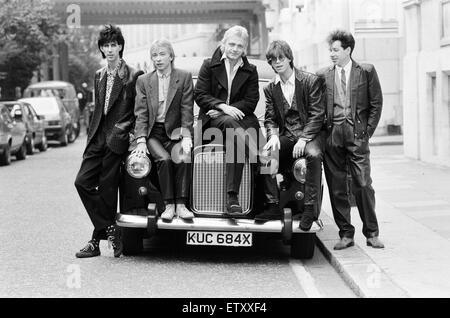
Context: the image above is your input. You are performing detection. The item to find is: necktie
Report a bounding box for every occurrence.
[341,68,346,96]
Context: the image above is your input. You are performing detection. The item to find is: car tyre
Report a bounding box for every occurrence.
[0,144,11,166]
[68,125,77,143]
[15,140,27,160]
[37,135,48,152]
[26,135,35,155]
[291,233,316,259]
[122,228,144,256]
[60,128,69,146]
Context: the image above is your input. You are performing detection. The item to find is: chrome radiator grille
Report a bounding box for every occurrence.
[191,149,252,216]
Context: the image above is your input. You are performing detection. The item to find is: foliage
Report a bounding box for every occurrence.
[0,0,66,98]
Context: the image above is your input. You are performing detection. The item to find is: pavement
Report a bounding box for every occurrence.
[316,134,450,298]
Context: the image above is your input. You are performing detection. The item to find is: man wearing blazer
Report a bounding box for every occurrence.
[194,25,260,215]
[317,30,384,250]
[256,40,325,231]
[74,25,144,258]
[133,39,194,221]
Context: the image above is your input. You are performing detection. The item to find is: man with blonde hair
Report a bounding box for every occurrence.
[133,39,194,221]
[194,25,260,215]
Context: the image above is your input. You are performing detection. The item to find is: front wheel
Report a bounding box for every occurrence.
[0,144,11,166]
[291,233,316,259]
[122,228,144,256]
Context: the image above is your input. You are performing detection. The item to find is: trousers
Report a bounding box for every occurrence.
[148,123,190,202]
[324,121,379,239]
[74,118,123,239]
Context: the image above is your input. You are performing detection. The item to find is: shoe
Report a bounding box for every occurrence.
[160,204,176,221]
[75,239,100,258]
[255,203,281,222]
[299,205,315,231]
[106,225,123,258]
[367,237,385,249]
[226,193,243,215]
[177,204,194,220]
[333,237,355,250]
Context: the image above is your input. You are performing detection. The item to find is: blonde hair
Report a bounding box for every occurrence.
[150,38,175,65]
[220,25,249,56]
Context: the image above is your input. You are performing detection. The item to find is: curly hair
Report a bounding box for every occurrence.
[327,29,355,56]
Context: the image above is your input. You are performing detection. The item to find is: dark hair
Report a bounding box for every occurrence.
[265,40,294,69]
[97,24,125,58]
[326,29,355,56]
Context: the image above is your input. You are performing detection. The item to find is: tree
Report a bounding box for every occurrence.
[66,26,102,94]
[0,0,66,99]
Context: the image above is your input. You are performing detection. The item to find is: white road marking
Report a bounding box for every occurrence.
[289,260,323,298]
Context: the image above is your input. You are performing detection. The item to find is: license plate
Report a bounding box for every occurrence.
[186,231,252,247]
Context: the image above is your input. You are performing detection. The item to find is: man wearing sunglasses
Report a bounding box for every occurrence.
[256,40,325,232]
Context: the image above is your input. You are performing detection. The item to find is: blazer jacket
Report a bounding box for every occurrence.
[264,68,325,141]
[134,68,194,140]
[87,60,144,154]
[317,60,383,139]
[193,47,259,128]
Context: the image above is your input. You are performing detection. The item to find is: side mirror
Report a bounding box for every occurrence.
[37,114,45,120]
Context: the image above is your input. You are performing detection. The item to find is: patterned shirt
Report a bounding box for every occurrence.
[104,59,122,115]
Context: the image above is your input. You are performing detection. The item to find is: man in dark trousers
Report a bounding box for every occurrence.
[74,25,144,258]
[194,25,260,215]
[317,29,384,250]
[255,40,325,231]
[132,39,194,221]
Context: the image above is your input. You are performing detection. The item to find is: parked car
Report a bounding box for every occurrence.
[23,81,80,142]
[19,97,73,146]
[2,101,47,154]
[117,57,323,259]
[0,103,28,165]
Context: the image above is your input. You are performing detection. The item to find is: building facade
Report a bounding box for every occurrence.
[120,24,219,72]
[264,0,405,136]
[403,0,450,166]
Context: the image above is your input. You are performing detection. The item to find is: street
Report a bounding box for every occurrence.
[0,133,355,298]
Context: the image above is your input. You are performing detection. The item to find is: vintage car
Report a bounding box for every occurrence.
[0,103,28,165]
[2,100,47,154]
[23,81,80,142]
[116,57,323,259]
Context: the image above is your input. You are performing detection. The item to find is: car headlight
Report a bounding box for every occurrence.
[292,158,307,183]
[125,153,151,179]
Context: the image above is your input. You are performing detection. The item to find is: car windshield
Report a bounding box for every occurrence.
[22,99,59,115]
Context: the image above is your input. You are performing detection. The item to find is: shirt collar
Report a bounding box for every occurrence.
[157,67,172,78]
[221,52,244,69]
[336,59,352,74]
[274,69,296,86]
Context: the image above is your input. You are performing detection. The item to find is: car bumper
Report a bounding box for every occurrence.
[44,127,64,139]
[116,213,323,234]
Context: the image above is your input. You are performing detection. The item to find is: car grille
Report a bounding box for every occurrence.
[191,148,252,216]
